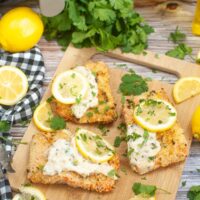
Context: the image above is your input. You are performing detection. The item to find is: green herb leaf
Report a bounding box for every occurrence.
[50,116,66,130]
[114,136,122,147]
[97,124,109,136]
[46,95,55,103]
[168,26,186,44]
[119,73,148,96]
[187,185,200,200]
[120,166,127,175]
[117,123,127,135]
[181,181,187,187]
[166,43,192,60]
[132,182,170,197]
[132,183,156,197]
[0,121,11,132]
[107,169,119,178]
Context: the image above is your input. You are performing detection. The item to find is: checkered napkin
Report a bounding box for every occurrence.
[0,46,45,200]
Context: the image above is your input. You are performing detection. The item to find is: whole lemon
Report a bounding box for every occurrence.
[0,7,44,52]
[192,105,200,141]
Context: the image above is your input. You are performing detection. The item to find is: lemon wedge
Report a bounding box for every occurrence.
[173,77,200,103]
[0,66,28,106]
[33,101,54,132]
[133,99,177,132]
[51,70,88,104]
[75,128,115,163]
[192,106,200,140]
[129,195,156,200]
[12,186,46,200]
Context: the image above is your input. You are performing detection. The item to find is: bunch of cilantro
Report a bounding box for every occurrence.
[42,0,154,53]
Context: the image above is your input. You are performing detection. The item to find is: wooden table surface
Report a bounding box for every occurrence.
[1,0,200,199]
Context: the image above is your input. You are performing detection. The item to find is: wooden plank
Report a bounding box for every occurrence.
[8,46,200,200]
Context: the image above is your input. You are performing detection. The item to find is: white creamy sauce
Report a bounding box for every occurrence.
[71,66,98,118]
[43,138,115,178]
[127,125,161,174]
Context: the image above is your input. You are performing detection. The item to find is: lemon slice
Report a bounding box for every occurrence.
[52,70,88,104]
[129,195,156,200]
[33,101,54,132]
[133,99,177,132]
[12,186,46,200]
[0,66,28,106]
[12,194,22,200]
[173,77,200,103]
[75,128,115,163]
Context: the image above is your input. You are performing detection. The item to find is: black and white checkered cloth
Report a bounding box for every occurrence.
[0,46,45,200]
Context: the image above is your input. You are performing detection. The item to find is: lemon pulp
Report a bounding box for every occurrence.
[0,66,28,106]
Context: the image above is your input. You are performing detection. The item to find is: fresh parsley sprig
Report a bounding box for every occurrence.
[166,27,194,60]
[166,43,193,60]
[49,116,66,130]
[132,182,170,197]
[119,72,149,96]
[168,26,186,44]
[187,185,200,200]
[42,0,154,54]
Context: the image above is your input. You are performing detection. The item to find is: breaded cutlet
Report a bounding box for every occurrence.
[27,131,120,193]
[123,89,188,174]
[51,61,117,124]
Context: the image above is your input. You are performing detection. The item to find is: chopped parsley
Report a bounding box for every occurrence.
[91,91,96,97]
[107,169,120,179]
[104,105,110,113]
[181,181,187,187]
[99,100,107,105]
[71,73,76,78]
[120,166,127,175]
[148,156,155,161]
[75,95,82,104]
[121,95,126,105]
[114,136,123,147]
[117,123,127,135]
[136,106,143,116]
[86,112,93,118]
[126,132,141,141]
[139,130,149,148]
[80,133,87,142]
[93,107,99,114]
[97,124,109,136]
[46,95,55,103]
[127,147,134,157]
[169,112,176,116]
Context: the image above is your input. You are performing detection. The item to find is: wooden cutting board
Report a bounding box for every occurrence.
[8,46,200,200]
